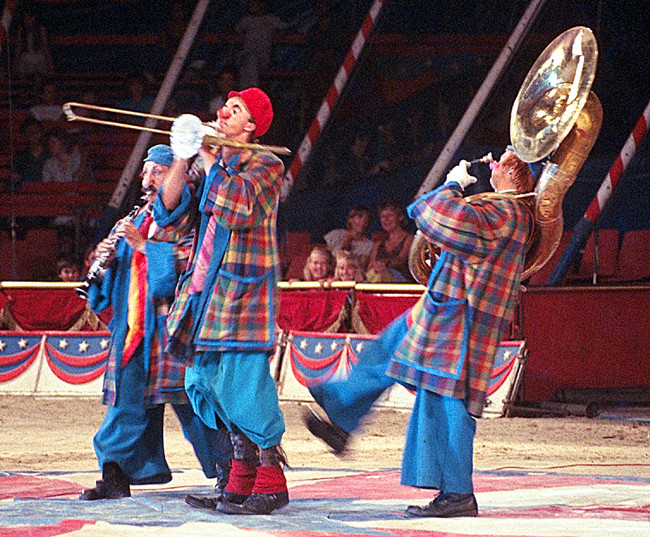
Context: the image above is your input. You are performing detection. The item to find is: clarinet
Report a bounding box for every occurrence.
[76,204,143,299]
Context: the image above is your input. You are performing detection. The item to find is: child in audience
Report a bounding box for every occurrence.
[56,256,80,282]
[333,249,365,283]
[302,245,335,284]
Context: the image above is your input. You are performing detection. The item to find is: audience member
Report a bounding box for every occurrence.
[160,0,189,61]
[11,117,48,187]
[29,79,64,124]
[234,0,289,87]
[117,73,155,122]
[7,117,49,233]
[366,199,414,283]
[300,245,335,284]
[67,89,102,144]
[11,6,54,82]
[80,244,96,278]
[56,256,81,282]
[208,68,239,116]
[333,249,365,283]
[324,205,373,270]
[42,127,93,183]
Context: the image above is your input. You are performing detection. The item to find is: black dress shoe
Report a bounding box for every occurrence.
[303,408,350,455]
[406,492,478,518]
[217,491,289,515]
[185,489,248,510]
[185,494,219,510]
[79,462,131,501]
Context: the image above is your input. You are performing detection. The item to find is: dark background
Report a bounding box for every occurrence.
[3,0,649,241]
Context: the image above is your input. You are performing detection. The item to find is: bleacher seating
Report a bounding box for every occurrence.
[0,228,59,281]
[605,230,650,283]
[565,228,620,283]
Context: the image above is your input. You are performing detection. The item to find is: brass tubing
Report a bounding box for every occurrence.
[62,102,292,156]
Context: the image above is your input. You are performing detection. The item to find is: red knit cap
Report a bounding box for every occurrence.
[228,88,273,137]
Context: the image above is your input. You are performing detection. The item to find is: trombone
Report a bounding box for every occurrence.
[62,102,293,156]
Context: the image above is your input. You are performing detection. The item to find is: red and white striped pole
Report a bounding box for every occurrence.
[583,100,650,224]
[281,0,386,199]
[548,98,650,285]
[0,0,19,57]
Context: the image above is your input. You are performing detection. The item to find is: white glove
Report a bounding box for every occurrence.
[445,160,477,190]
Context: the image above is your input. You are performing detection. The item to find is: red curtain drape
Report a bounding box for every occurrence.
[0,289,112,331]
[355,293,419,334]
[277,290,349,332]
[0,288,421,334]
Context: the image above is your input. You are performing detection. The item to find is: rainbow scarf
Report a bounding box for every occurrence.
[122,214,153,366]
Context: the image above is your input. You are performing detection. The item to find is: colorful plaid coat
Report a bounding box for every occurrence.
[158,149,284,363]
[386,183,533,416]
[87,204,194,408]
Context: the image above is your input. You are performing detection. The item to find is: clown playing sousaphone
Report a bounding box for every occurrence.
[302,26,602,518]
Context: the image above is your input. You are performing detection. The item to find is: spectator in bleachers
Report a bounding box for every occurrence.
[333,249,365,283]
[300,245,335,284]
[208,68,239,116]
[366,199,414,283]
[160,0,189,62]
[56,255,81,282]
[11,116,48,187]
[7,117,49,234]
[42,126,94,235]
[11,5,54,82]
[29,79,64,124]
[67,89,102,144]
[235,0,289,87]
[81,244,96,278]
[117,73,155,122]
[42,127,93,183]
[324,205,373,271]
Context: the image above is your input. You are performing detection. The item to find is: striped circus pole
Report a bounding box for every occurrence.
[281,0,386,199]
[0,0,18,57]
[547,98,650,285]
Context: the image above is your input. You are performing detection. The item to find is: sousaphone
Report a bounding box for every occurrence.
[409,26,602,284]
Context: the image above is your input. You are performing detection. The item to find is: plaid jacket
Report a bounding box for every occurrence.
[386,183,532,416]
[87,205,193,407]
[160,149,284,363]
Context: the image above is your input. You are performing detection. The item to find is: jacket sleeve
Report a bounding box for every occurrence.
[86,256,119,315]
[408,183,517,264]
[201,152,284,230]
[145,241,177,299]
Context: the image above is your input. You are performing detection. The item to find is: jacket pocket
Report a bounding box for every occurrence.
[397,292,468,379]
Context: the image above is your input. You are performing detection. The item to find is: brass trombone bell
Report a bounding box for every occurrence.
[510,26,597,163]
[62,102,292,156]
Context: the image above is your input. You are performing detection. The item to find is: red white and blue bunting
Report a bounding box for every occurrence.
[279,331,526,415]
[287,331,375,387]
[0,334,43,383]
[0,331,110,395]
